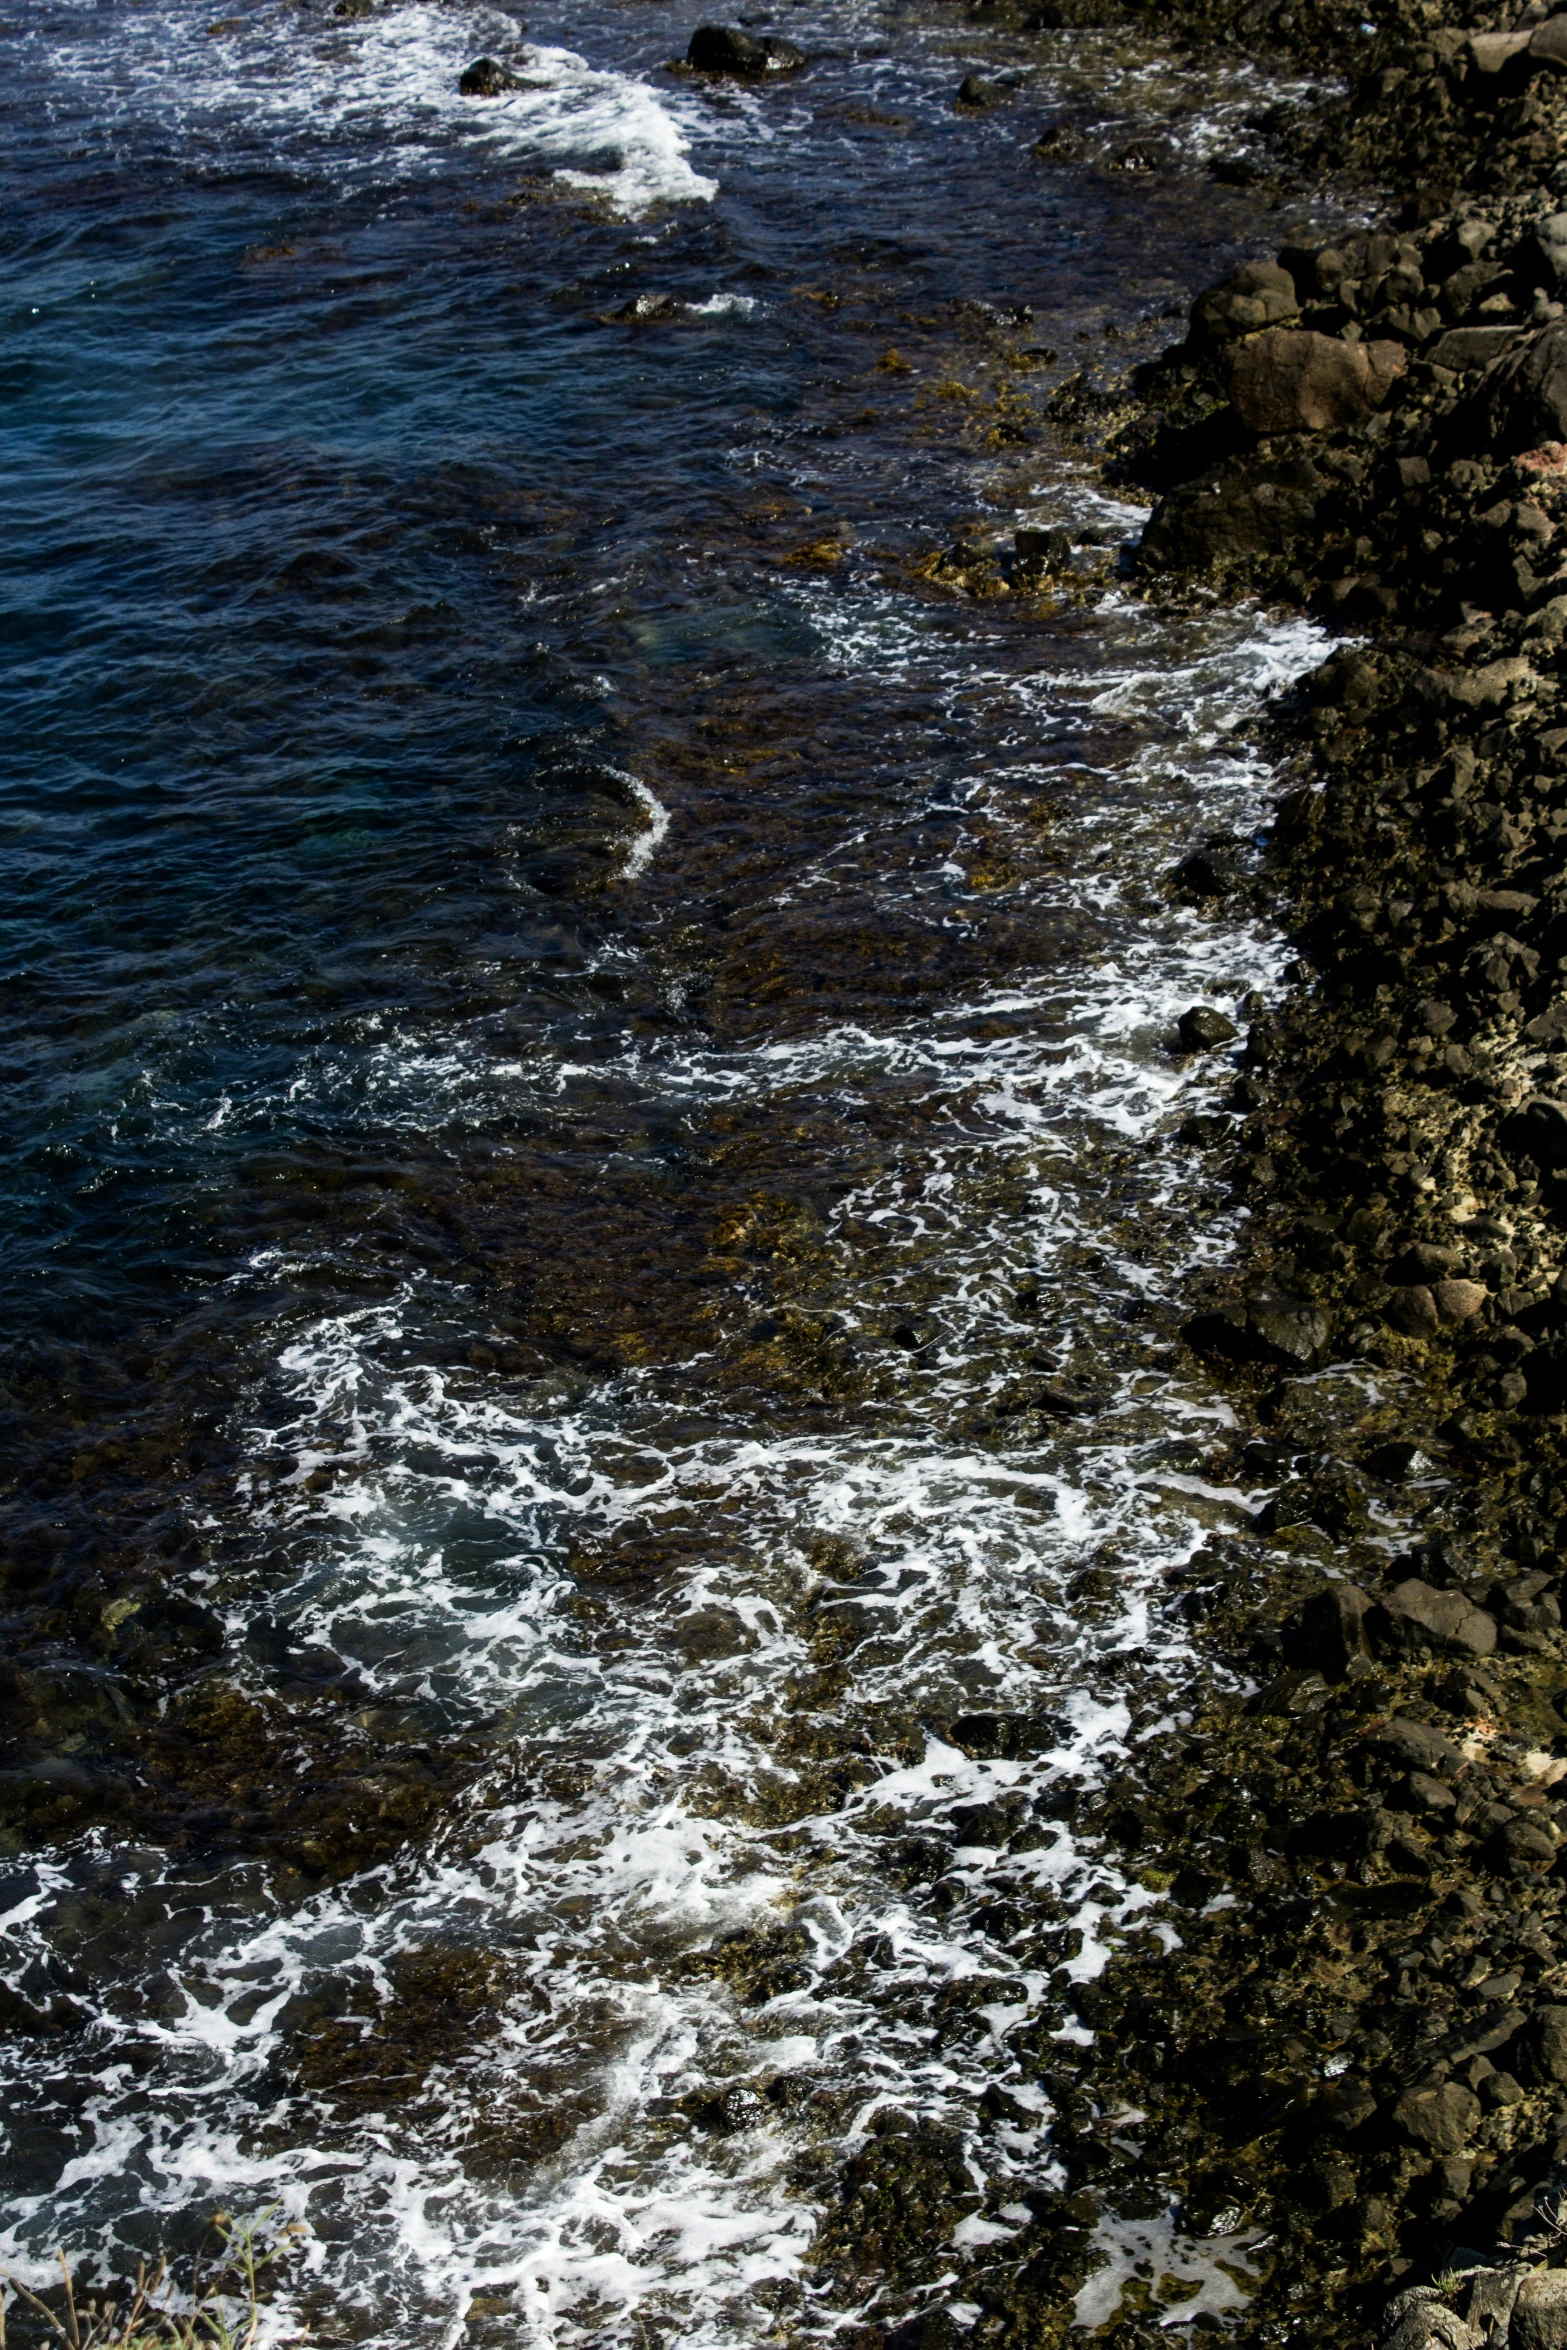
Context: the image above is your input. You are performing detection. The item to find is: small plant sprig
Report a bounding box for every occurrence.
[0,2209,305,2350]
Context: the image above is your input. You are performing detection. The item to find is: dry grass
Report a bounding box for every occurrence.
[0,2213,303,2350]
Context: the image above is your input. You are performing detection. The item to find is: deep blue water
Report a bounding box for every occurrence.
[0,4,1350,2341]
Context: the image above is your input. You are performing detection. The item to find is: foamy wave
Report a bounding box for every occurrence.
[29,0,716,213]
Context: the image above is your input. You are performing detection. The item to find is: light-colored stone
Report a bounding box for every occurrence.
[1469,27,1533,70]
[1464,2266,1535,2340]
[1434,1278,1488,1323]
[1512,2270,1567,2350]
[1386,2302,1484,2350]
[1530,15,1567,69]
[1447,656,1536,708]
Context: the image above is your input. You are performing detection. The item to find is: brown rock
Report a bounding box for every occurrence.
[1430,325,1524,371]
[1529,15,1567,69]
[1228,330,1405,434]
[1497,1814,1558,1872]
[1386,1284,1441,1336]
[1192,260,1299,346]
[1299,1581,1374,1678]
[1376,1579,1498,1660]
[1433,1279,1488,1324]
[1366,1715,1465,1774]
[1512,2272,1567,2350]
[1403,1769,1457,1813]
[1469,28,1533,69]
[1387,2309,1484,2350]
[1530,2005,1567,2083]
[1392,2080,1481,2152]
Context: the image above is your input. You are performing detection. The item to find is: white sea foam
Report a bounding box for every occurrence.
[621,778,672,878]
[29,0,715,213]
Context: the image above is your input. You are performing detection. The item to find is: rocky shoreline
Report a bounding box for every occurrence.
[1001,5,1567,2344]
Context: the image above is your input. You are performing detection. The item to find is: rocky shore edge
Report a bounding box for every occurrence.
[985,6,1567,2346]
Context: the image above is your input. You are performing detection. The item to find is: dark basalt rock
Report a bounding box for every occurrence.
[1014,523,1073,570]
[459,56,526,94]
[955,73,1008,106]
[1374,1579,1499,1660]
[1177,1004,1238,1050]
[1296,1580,1374,1677]
[1140,454,1326,575]
[1189,258,1300,347]
[1393,2080,1482,2152]
[1488,322,1567,452]
[687,24,806,73]
[612,291,684,322]
[1506,1095,1567,1169]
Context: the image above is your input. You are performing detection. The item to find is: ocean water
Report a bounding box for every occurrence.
[0,1,1347,2341]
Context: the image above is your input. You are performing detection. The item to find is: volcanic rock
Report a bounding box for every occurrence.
[1190,260,1300,346]
[1228,331,1406,434]
[459,56,525,94]
[1375,1578,1498,1659]
[1391,2080,1481,2152]
[687,24,805,72]
[1177,1005,1238,1050]
[1297,1580,1374,1677]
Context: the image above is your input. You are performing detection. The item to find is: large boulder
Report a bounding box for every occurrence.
[1507,1095,1567,1170]
[1527,2005,1567,2084]
[1139,453,1325,575]
[1513,2273,1567,2350]
[1391,2081,1481,2153]
[1386,2308,1483,2350]
[1298,1581,1373,1678]
[1229,331,1405,433]
[1190,260,1299,347]
[687,24,806,71]
[1530,15,1567,70]
[1489,324,1567,453]
[1366,1716,1465,1775]
[1375,1578,1497,1659]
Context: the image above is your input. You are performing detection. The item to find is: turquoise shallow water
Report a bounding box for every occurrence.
[0,5,1347,2340]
